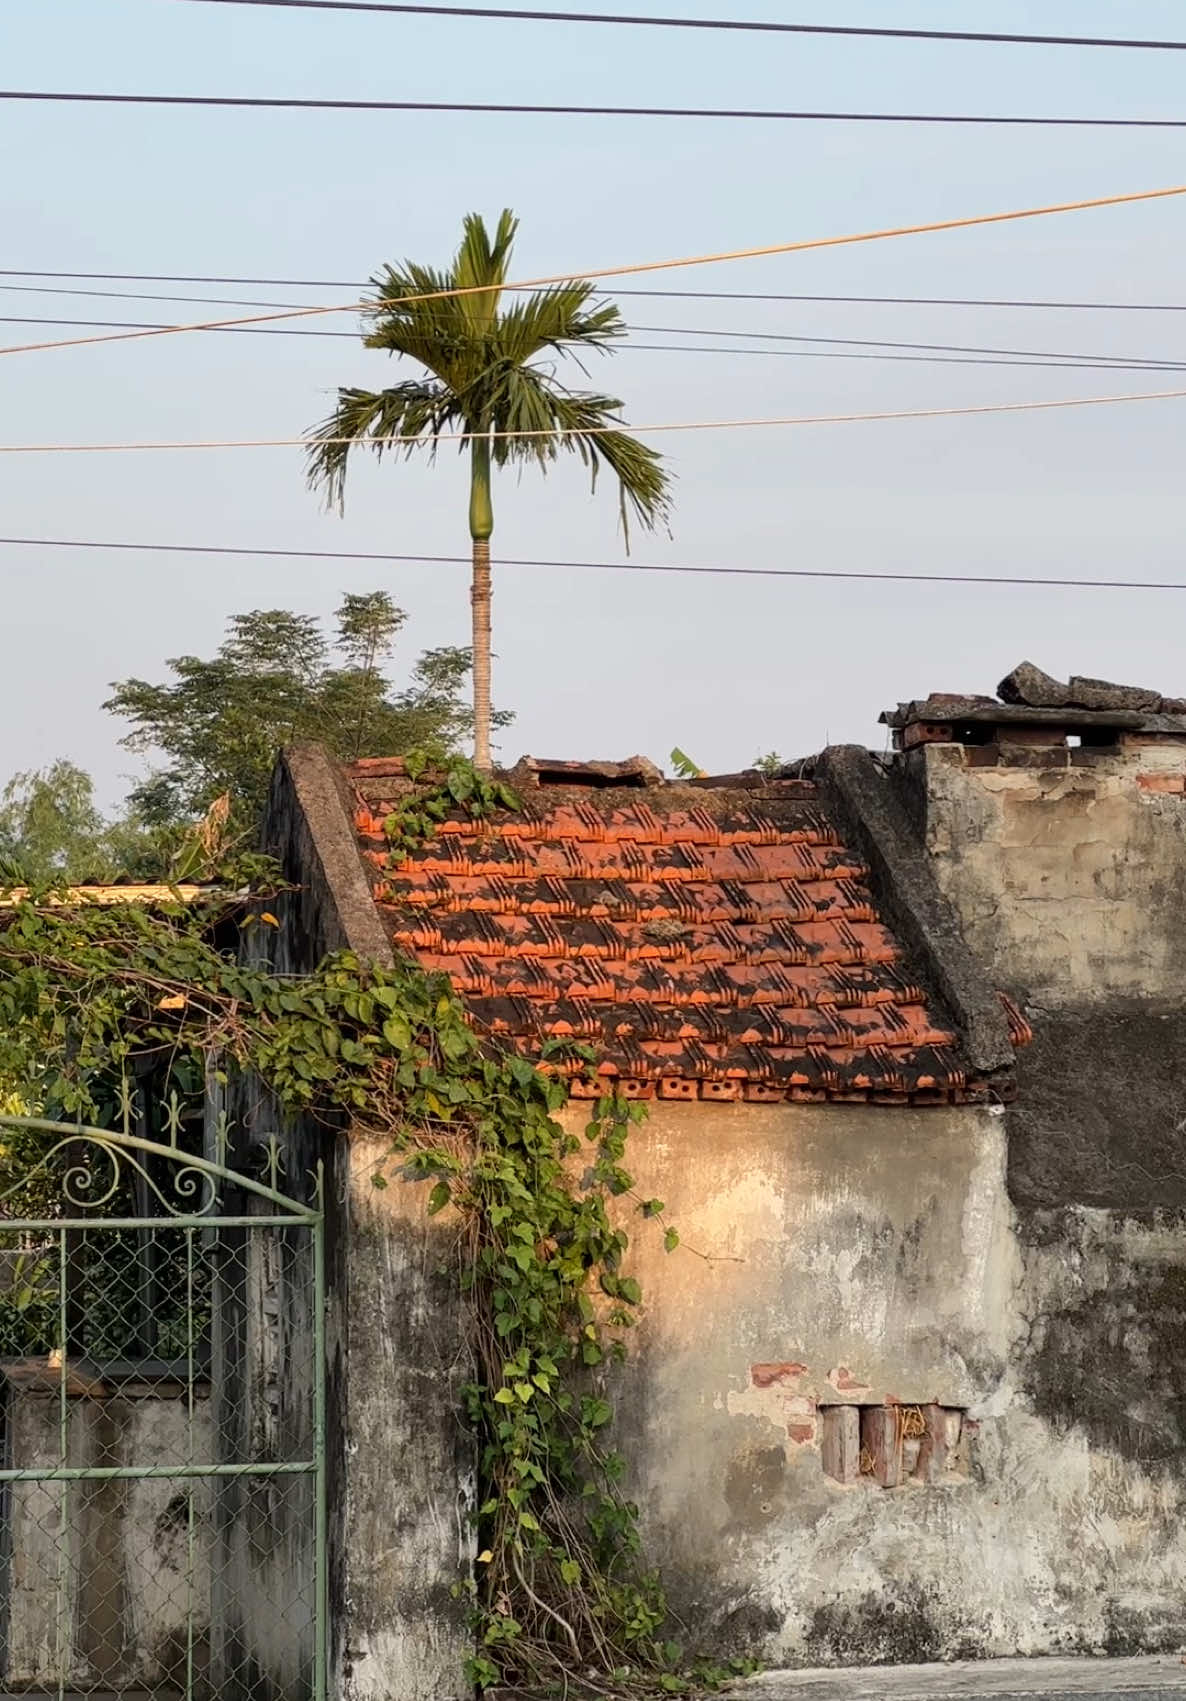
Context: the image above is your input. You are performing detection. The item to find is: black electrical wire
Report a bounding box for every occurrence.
[165,0,1186,55]
[4,532,1186,593]
[8,90,1186,126]
[5,286,1183,366]
[3,312,1185,373]
[3,273,1186,315]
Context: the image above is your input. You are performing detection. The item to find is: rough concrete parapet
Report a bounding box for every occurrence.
[268,744,395,966]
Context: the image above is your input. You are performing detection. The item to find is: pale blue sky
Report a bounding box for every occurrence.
[4,0,1186,798]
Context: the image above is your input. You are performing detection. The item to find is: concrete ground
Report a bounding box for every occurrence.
[726,1656,1186,1699]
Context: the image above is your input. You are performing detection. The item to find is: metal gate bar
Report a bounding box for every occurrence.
[0,1118,327,1701]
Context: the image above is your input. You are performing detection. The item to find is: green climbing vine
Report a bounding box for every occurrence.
[378,748,522,859]
[0,769,755,1698]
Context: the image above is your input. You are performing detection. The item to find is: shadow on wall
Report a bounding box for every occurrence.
[1009,1006,1186,1213]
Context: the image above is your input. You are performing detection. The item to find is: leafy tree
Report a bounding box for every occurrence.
[0,761,180,885]
[105,589,500,827]
[306,209,673,772]
[0,760,111,883]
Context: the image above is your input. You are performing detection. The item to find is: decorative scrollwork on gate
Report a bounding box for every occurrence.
[0,1132,218,1219]
[0,1116,320,1221]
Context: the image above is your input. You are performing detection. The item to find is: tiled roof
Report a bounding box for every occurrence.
[350,761,1021,1105]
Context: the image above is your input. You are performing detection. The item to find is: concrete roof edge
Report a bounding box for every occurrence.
[815,745,1015,1078]
[271,745,395,969]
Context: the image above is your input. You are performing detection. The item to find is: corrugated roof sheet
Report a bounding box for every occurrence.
[351,764,1021,1105]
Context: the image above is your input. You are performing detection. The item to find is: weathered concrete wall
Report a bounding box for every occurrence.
[855,730,1186,1661]
[336,1136,474,1701]
[216,744,473,1701]
[6,1392,212,1688]
[897,738,1186,1212]
[903,740,1186,1005]
[589,1100,1186,1666]
[217,1079,473,1701]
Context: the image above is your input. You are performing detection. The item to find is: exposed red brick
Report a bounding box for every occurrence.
[828,1366,871,1396]
[821,1404,861,1484]
[913,1404,951,1484]
[657,1077,698,1101]
[787,1422,816,1446]
[999,994,1033,1050]
[1138,773,1186,794]
[750,1363,808,1388]
[862,1406,902,1488]
[902,722,954,749]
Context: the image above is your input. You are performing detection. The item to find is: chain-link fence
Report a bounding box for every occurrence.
[0,1119,326,1701]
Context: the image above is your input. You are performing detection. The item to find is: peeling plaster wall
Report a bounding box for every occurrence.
[584,1101,1186,1666]
[858,734,1186,1663]
[333,1135,474,1701]
[904,741,1186,1005]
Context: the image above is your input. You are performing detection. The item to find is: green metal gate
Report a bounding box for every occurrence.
[0,1114,327,1701]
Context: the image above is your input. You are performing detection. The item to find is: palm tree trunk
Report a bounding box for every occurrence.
[469,435,495,772]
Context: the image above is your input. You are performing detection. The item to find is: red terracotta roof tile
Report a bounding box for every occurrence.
[350,769,1016,1105]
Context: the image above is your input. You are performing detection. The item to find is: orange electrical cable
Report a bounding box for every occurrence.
[2,181,1184,358]
[4,383,1186,452]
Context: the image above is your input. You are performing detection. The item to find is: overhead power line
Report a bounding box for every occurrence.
[3,182,1183,358]
[6,383,1186,453]
[634,323,1180,368]
[167,0,1186,55]
[5,274,1186,316]
[4,311,1186,373]
[4,285,1184,366]
[0,282,325,309]
[10,89,1186,127]
[0,269,363,288]
[4,532,1186,594]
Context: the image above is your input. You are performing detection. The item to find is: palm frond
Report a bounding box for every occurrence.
[362,258,475,386]
[453,209,518,337]
[487,370,673,543]
[368,259,454,308]
[305,380,458,510]
[494,285,625,367]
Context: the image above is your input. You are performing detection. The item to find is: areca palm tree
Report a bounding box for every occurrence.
[306,210,672,771]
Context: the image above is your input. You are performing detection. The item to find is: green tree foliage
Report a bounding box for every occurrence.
[0,759,157,884]
[105,589,505,828]
[0,759,106,882]
[307,210,673,771]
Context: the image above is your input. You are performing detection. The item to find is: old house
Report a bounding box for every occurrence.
[4,661,1186,1701]
[246,662,1186,1698]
